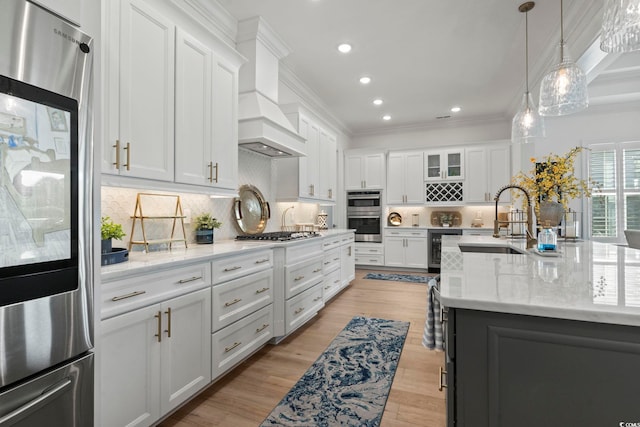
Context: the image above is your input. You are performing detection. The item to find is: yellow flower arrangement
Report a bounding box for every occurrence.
[511,146,598,218]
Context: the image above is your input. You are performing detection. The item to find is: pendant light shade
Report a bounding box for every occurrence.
[512,2,545,144]
[600,0,640,53]
[538,0,588,116]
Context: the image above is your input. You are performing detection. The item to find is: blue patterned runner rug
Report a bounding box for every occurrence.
[260,316,410,427]
[363,272,436,284]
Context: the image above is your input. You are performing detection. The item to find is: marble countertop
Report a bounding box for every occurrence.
[439,235,640,327]
[102,229,355,282]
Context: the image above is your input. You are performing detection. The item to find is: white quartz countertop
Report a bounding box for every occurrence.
[101,229,355,282]
[440,235,640,327]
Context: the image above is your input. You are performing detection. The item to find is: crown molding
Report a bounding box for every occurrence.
[174,0,238,47]
[237,16,291,59]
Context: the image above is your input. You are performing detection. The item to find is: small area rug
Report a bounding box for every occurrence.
[363,272,436,284]
[260,316,410,427]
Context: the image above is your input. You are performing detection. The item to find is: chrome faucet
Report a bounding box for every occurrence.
[493,185,537,249]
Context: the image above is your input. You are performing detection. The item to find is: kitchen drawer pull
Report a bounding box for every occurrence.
[164,307,172,338]
[313,296,322,302]
[323,243,331,247]
[332,240,340,244]
[256,323,270,333]
[224,298,242,307]
[324,261,331,265]
[177,276,202,284]
[438,366,448,391]
[294,275,305,281]
[324,285,331,290]
[111,290,146,301]
[123,142,131,171]
[255,258,270,264]
[223,266,242,272]
[313,268,322,273]
[224,341,241,353]
[369,259,378,262]
[255,287,269,294]
[333,257,340,261]
[154,311,162,343]
[368,249,377,252]
[294,307,305,315]
[113,140,120,169]
[334,280,340,284]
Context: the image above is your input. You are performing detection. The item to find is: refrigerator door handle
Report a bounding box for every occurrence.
[0,378,71,426]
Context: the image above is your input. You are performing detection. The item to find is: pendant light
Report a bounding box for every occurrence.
[600,0,640,53]
[538,0,588,116]
[512,2,545,144]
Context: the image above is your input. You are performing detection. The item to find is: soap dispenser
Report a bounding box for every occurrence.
[537,221,557,251]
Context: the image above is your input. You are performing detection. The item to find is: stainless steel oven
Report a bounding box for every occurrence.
[0,1,94,424]
[347,191,382,242]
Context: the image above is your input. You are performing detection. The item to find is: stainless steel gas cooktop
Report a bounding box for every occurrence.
[236,231,319,241]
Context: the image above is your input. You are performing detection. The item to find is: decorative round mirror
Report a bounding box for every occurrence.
[234,184,270,234]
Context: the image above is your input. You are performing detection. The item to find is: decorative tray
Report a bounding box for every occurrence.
[102,248,129,266]
[430,211,462,227]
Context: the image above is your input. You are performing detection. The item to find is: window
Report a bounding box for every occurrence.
[589,141,640,242]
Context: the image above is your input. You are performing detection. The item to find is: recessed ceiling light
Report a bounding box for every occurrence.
[373,98,383,106]
[451,106,461,113]
[382,115,391,121]
[337,43,352,53]
[359,76,371,85]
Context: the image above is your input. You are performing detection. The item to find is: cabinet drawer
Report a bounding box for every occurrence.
[285,255,324,299]
[385,229,428,238]
[102,262,211,319]
[285,239,323,264]
[322,248,341,274]
[340,233,355,245]
[211,250,272,285]
[211,304,273,380]
[355,245,384,255]
[354,254,385,266]
[322,236,343,251]
[285,284,324,335]
[322,269,342,302]
[212,269,273,332]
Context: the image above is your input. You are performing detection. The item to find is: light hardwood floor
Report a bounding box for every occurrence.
[159,270,446,427]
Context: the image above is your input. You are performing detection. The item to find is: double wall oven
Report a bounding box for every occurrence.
[347,191,382,243]
[0,1,94,425]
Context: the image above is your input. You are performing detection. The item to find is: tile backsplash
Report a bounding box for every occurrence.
[101,149,323,250]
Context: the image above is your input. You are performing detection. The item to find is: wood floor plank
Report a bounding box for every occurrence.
[159,269,446,427]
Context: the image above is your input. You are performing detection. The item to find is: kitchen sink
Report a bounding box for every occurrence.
[458,245,527,254]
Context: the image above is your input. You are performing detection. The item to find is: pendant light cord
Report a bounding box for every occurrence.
[560,0,564,60]
[525,9,530,94]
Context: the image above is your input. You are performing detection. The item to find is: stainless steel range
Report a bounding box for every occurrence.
[0,2,94,425]
[237,231,320,241]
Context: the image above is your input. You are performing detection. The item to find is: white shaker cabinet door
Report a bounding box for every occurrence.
[101,304,161,427]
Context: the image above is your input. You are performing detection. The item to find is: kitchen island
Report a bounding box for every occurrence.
[439,235,640,427]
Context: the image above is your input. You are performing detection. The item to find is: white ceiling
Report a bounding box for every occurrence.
[219,0,640,136]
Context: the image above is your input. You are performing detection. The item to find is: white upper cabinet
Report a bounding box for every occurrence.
[465,143,511,203]
[174,29,239,191]
[345,152,385,190]
[276,107,337,202]
[103,0,175,181]
[387,151,424,205]
[424,149,464,181]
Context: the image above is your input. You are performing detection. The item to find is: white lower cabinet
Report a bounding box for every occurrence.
[285,284,324,333]
[321,232,355,302]
[211,304,273,380]
[100,288,211,427]
[384,229,428,269]
[354,242,385,266]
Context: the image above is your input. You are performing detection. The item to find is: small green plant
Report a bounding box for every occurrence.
[194,213,222,230]
[101,216,126,240]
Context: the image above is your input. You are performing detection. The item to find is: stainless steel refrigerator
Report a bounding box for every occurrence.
[0,0,94,425]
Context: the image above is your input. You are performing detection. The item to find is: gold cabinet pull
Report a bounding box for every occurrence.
[208,161,213,182]
[313,296,322,302]
[438,366,448,391]
[224,341,241,353]
[177,276,202,284]
[255,258,270,264]
[294,275,305,281]
[111,290,146,301]
[255,323,269,333]
[164,307,172,338]
[255,287,269,294]
[323,261,331,265]
[213,162,219,183]
[333,257,340,261]
[123,142,131,171]
[313,268,322,273]
[334,280,340,284]
[113,140,120,169]
[224,298,242,307]
[294,307,305,315]
[154,311,162,342]
[328,188,332,199]
[324,285,331,290]
[223,266,242,272]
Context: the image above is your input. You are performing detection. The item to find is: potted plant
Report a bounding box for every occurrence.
[511,146,598,227]
[194,213,221,244]
[101,216,126,254]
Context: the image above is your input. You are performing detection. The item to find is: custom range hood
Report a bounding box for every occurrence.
[236,17,305,158]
